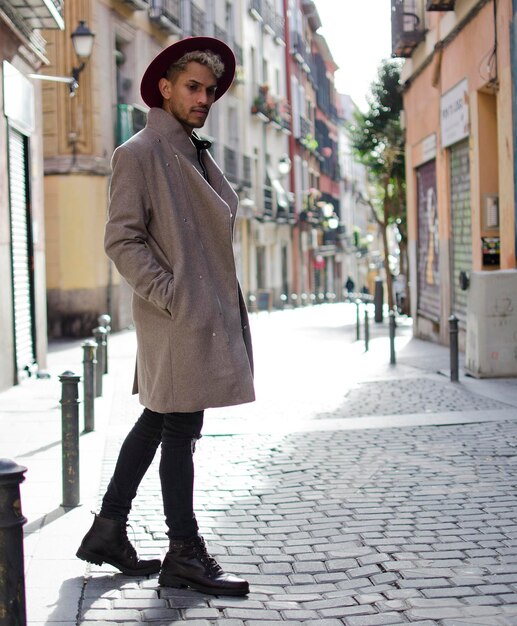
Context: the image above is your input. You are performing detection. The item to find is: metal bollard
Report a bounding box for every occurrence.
[82,340,97,432]
[92,327,107,397]
[0,459,27,626]
[97,314,111,374]
[355,299,361,341]
[364,308,370,352]
[389,309,396,365]
[449,314,459,382]
[59,371,81,508]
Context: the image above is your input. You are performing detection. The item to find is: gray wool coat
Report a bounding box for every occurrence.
[105,107,255,413]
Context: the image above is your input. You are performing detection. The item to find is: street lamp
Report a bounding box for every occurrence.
[69,21,96,94]
[29,20,95,96]
[277,154,292,177]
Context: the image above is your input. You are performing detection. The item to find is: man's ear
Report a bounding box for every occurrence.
[159,77,171,100]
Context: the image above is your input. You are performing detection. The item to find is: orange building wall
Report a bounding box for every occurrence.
[403,0,515,344]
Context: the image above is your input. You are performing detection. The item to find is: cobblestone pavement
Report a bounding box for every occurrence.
[318,378,514,418]
[80,421,517,625]
[71,306,517,626]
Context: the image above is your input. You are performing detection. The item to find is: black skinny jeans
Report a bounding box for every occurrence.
[100,408,204,539]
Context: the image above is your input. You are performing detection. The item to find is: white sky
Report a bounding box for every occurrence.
[313,0,393,111]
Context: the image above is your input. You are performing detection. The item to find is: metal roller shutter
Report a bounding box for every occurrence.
[449,140,471,324]
[8,126,35,379]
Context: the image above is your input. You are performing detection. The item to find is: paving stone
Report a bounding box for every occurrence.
[140,608,184,620]
[292,561,327,574]
[421,586,477,598]
[182,608,222,619]
[345,564,382,579]
[223,608,281,619]
[81,609,144,621]
[112,599,166,609]
[343,612,403,625]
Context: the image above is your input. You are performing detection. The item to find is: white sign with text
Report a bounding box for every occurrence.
[440,78,469,149]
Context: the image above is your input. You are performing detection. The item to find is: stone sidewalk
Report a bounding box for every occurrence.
[2,303,517,625]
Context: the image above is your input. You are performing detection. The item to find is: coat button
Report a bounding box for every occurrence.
[212,332,216,337]
[166,162,170,167]
[199,275,203,279]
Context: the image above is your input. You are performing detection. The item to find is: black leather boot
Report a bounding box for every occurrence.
[76,514,161,576]
[159,535,249,596]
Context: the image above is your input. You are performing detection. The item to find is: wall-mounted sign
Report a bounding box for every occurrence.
[440,78,469,148]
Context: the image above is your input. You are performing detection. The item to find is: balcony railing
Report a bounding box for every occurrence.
[273,12,285,41]
[391,0,425,58]
[122,0,150,12]
[191,4,205,36]
[300,116,312,139]
[150,0,181,33]
[224,146,239,184]
[249,0,262,21]
[263,184,274,220]
[251,84,290,131]
[222,146,253,189]
[242,155,252,188]
[214,24,226,41]
[116,104,147,147]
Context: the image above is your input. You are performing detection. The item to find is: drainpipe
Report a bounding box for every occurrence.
[512,0,517,261]
[284,0,300,295]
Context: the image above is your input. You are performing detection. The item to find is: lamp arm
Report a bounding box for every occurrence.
[28,73,75,84]
[28,70,82,96]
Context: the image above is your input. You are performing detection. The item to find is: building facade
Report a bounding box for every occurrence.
[393,0,516,346]
[0,0,63,389]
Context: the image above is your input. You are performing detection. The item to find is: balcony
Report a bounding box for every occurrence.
[263,184,274,220]
[3,0,64,30]
[116,104,147,147]
[426,0,455,9]
[272,12,284,42]
[391,0,425,58]
[222,146,253,189]
[251,84,290,131]
[122,0,150,12]
[299,116,312,139]
[191,3,205,37]
[242,155,252,188]
[249,0,262,21]
[291,31,312,72]
[224,146,239,184]
[150,0,181,33]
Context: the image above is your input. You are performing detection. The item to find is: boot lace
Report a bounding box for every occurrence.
[119,523,138,563]
[191,536,223,575]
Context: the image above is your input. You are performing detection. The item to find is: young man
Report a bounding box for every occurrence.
[76,37,255,597]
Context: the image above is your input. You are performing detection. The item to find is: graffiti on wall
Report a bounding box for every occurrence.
[417,160,440,320]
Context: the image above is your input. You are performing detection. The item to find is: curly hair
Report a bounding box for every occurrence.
[166,51,225,82]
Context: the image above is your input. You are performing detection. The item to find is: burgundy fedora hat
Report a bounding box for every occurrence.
[140,36,236,109]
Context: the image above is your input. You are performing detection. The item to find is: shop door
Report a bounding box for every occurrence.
[416,160,440,322]
[449,140,471,324]
[8,126,36,379]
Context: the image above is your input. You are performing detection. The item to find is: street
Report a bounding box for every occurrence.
[2,302,517,624]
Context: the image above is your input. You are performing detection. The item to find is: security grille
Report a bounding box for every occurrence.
[450,140,471,324]
[8,126,36,379]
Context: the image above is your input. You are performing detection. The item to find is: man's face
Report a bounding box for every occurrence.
[159,62,217,134]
